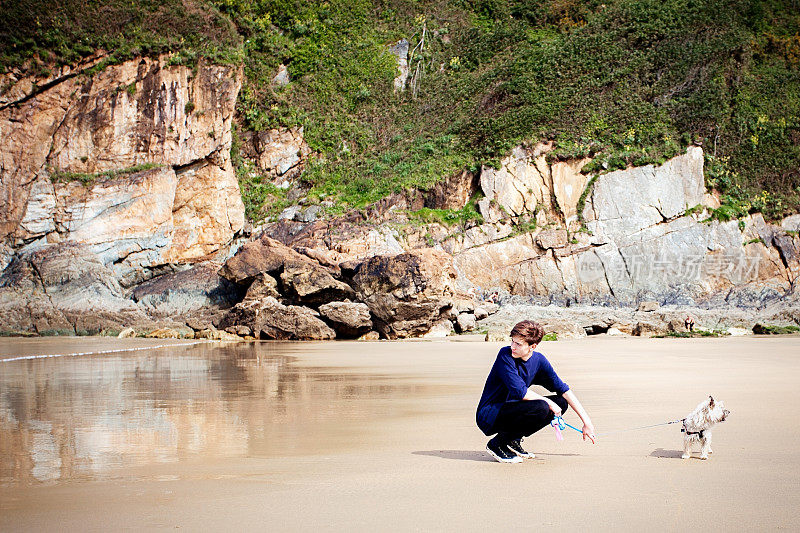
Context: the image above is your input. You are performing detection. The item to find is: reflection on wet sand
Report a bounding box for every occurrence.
[0,341,448,486]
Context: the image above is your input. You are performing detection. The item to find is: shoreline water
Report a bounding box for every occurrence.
[1,336,799,530]
[0,338,207,363]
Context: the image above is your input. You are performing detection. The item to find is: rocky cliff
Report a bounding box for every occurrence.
[269,143,799,310]
[1,54,798,340]
[452,145,799,308]
[1,54,245,284]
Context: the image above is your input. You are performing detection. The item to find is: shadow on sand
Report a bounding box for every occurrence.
[413,450,496,462]
[534,452,580,457]
[650,448,685,459]
[413,450,581,462]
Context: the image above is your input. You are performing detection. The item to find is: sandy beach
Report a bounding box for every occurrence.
[1,335,799,531]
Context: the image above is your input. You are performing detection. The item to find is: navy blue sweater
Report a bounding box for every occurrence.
[476,346,570,436]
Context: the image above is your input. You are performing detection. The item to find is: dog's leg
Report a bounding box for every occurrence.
[700,433,711,460]
[681,436,692,459]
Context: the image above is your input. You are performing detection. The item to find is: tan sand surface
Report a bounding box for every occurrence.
[1,336,799,531]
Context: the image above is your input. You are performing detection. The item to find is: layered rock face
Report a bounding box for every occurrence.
[454,146,799,307]
[1,55,245,281]
[477,141,591,228]
[256,144,797,313]
[0,243,152,334]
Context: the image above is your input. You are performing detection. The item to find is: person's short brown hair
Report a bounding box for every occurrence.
[510,320,545,345]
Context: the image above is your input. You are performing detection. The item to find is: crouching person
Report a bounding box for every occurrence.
[476,320,596,463]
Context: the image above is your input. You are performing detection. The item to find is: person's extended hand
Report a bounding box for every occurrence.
[547,400,562,417]
[582,423,596,443]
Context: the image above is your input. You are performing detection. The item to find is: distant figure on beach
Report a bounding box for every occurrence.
[685,315,695,332]
[476,320,596,463]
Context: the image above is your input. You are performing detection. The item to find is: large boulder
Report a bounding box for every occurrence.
[456,312,477,333]
[220,234,352,306]
[318,301,373,337]
[543,319,588,339]
[279,261,354,305]
[132,262,244,316]
[219,234,297,284]
[350,249,458,338]
[0,243,151,334]
[632,320,668,337]
[218,296,335,340]
[244,273,281,300]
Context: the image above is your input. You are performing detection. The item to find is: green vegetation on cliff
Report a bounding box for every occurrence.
[0,0,242,71]
[3,0,799,221]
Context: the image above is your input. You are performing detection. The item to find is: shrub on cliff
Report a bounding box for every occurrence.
[0,0,241,71]
[218,0,798,220]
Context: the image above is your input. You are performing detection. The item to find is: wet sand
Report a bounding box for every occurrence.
[1,336,799,531]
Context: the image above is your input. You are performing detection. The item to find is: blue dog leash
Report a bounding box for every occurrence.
[552,416,582,434]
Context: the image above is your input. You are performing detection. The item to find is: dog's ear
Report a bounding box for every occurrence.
[708,395,715,407]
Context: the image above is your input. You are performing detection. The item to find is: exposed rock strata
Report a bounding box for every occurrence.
[1,55,245,279]
[1,65,798,345]
[249,147,798,314]
[455,147,800,307]
[250,145,798,313]
[0,243,151,334]
[477,141,591,228]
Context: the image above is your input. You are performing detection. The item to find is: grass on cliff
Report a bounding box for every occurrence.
[0,0,242,76]
[5,0,799,223]
[49,163,163,186]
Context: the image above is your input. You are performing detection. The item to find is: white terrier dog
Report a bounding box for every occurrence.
[681,396,730,459]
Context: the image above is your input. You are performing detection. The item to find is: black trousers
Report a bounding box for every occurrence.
[492,395,569,442]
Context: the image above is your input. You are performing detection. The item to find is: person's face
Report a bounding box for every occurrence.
[510,335,535,359]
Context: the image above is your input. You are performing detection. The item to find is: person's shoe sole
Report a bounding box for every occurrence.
[486,444,523,463]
